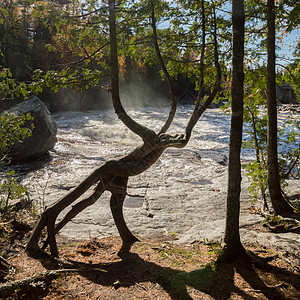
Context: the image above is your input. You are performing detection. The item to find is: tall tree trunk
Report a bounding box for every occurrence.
[266,0,294,216]
[3,11,7,67]
[221,0,245,262]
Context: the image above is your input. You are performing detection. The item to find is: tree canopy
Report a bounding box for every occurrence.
[0,0,299,260]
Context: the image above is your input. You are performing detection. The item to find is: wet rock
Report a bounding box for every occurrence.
[6,96,57,162]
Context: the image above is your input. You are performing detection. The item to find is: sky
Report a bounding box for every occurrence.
[277,29,299,66]
[159,1,299,68]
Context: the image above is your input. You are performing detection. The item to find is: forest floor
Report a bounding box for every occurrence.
[0,221,300,300]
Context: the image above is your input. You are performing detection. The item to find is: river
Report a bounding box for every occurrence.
[4,105,300,255]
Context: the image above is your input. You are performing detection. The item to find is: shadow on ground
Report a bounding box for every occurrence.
[35,243,300,300]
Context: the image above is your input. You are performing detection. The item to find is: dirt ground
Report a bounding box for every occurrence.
[1,234,300,300]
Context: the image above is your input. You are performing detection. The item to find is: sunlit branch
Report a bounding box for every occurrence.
[149,0,177,135]
[109,0,157,143]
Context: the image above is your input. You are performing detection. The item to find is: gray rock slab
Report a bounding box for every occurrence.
[16,107,300,259]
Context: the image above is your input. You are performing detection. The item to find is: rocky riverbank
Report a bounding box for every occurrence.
[4,106,299,260]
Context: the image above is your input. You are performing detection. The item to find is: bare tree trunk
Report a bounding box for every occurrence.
[266,0,295,216]
[221,0,245,262]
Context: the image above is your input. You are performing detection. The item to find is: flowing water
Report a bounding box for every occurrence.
[3,105,300,253]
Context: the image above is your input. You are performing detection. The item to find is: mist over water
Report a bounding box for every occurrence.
[46,77,170,112]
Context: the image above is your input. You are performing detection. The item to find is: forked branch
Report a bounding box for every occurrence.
[109,0,158,144]
[26,0,222,258]
[150,1,177,135]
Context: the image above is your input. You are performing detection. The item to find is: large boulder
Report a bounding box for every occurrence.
[6,96,57,162]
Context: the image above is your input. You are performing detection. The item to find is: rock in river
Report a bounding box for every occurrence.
[5,96,57,162]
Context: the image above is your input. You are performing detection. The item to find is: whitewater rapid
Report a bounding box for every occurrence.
[14,105,300,255]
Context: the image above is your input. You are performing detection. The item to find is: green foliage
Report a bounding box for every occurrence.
[0,0,298,101]
[263,213,300,233]
[243,160,268,201]
[277,0,300,33]
[243,125,298,202]
[202,238,222,256]
[0,171,27,218]
[278,113,300,180]
[242,69,268,202]
[242,84,300,203]
[0,0,32,80]
[0,111,33,218]
[282,60,300,100]
[0,67,32,99]
[0,112,34,160]
[0,110,34,225]
[225,67,300,205]
[263,214,285,228]
[239,105,299,205]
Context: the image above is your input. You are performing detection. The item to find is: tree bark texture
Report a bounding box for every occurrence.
[266,0,295,216]
[223,0,245,261]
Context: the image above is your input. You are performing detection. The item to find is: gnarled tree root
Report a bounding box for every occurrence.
[26,133,188,258]
[25,160,147,258]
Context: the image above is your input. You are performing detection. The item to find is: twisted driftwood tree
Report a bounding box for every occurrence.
[26,0,221,258]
